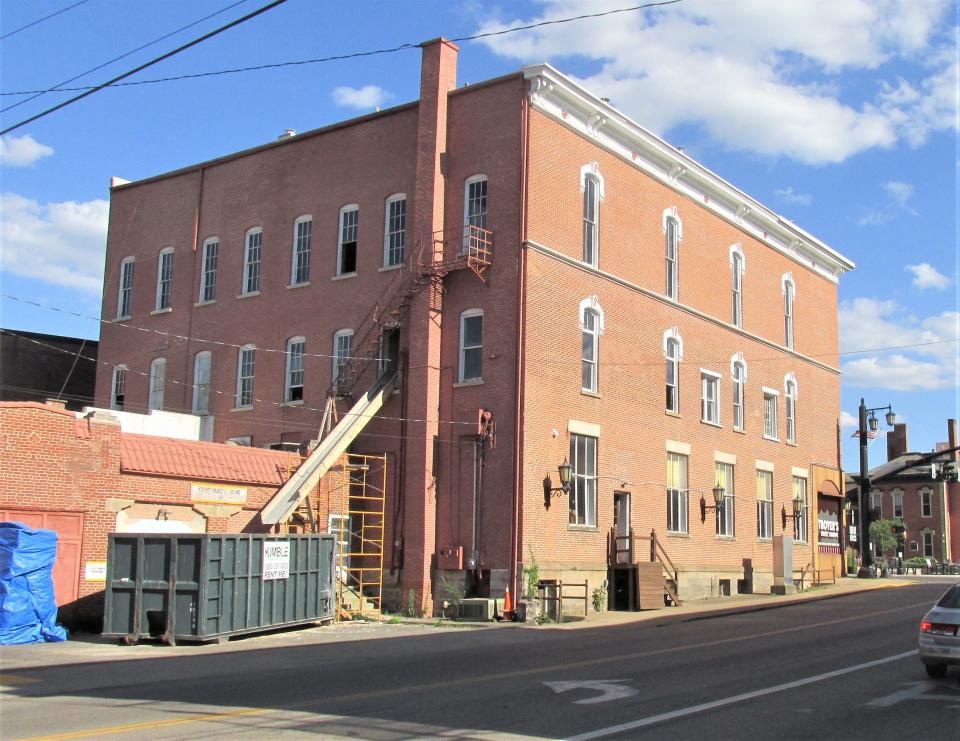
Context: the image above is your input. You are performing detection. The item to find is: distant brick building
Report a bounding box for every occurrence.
[0,329,97,411]
[94,39,853,612]
[0,401,300,627]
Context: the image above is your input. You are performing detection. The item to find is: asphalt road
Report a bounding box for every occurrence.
[2,582,958,740]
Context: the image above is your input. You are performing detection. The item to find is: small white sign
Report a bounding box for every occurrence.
[262,541,290,580]
[84,561,107,582]
[191,482,247,504]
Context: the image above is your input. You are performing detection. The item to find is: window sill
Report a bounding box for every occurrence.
[194,299,215,307]
[733,427,746,434]
[786,440,797,447]
[454,379,484,388]
[665,409,681,418]
[282,400,304,407]
[715,535,736,541]
[567,525,599,533]
[763,435,780,443]
[332,272,357,281]
[150,307,172,316]
[700,419,721,428]
[379,264,403,272]
[666,531,690,538]
[757,538,773,544]
[231,405,253,412]
[288,281,310,290]
[237,291,261,300]
[580,389,601,398]
[115,315,131,322]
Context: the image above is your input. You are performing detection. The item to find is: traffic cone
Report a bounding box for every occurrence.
[503,585,513,616]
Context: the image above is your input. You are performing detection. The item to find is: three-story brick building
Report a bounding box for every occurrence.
[96,38,853,612]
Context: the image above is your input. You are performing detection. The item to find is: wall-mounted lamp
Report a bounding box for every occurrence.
[543,458,573,508]
[699,483,726,522]
[781,493,804,532]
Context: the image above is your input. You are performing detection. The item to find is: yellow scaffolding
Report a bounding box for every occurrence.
[328,453,387,621]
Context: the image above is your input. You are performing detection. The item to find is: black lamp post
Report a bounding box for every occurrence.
[858,398,895,577]
[700,483,726,522]
[543,459,573,508]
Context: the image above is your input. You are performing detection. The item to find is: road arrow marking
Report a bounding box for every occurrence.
[544,680,637,704]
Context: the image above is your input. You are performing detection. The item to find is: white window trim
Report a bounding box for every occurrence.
[782,273,796,349]
[569,419,602,437]
[578,296,606,335]
[582,170,602,267]
[729,352,748,381]
[569,432,598,527]
[332,329,354,382]
[242,227,263,295]
[110,364,128,410]
[383,193,406,267]
[730,244,744,328]
[731,353,747,431]
[665,439,690,456]
[663,208,682,300]
[762,387,779,441]
[784,373,798,443]
[285,336,306,403]
[665,331,682,414]
[662,327,684,358]
[921,487,933,517]
[336,206,358,276]
[701,369,721,426]
[199,237,219,303]
[155,247,174,312]
[291,215,312,285]
[117,257,135,319]
[579,162,605,198]
[148,357,166,411]
[458,308,484,383]
[463,175,488,253]
[892,488,904,518]
[192,351,212,414]
[235,344,256,409]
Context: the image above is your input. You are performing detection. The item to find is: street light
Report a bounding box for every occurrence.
[700,483,726,522]
[857,398,895,577]
[543,458,573,508]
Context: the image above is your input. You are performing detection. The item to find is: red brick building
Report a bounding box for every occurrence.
[0,401,298,627]
[93,39,853,612]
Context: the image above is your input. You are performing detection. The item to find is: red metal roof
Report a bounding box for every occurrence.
[121,434,300,486]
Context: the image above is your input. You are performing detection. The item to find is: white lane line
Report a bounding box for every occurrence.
[567,649,918,741]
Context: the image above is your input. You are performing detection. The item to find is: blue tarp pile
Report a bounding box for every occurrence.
[0,522,68,644]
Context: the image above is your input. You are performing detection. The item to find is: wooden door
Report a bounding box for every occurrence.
[0,510,84,605]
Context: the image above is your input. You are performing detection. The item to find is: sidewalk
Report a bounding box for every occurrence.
[0,575,944,674]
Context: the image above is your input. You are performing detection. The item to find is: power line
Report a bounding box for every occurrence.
[4,293,957,371]
[0,0,682,97]
[0,0,289,136]
[0,0,91,42]
[2,0,252,114]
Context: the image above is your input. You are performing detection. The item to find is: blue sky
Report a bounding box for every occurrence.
[1,0,957,469]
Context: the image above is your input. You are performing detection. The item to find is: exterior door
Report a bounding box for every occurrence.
[613,492,630,563]
[0,510,83,606]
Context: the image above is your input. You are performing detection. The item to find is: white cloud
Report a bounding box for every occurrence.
[0,134,54,167]
[774,187,812,206]
[840,410,859,429]
[473,0,958,164]
[906,262,950,290]
[839,297,960,390]
[0,193,108,294]
[331,85,391,110]
[858,179,917,224]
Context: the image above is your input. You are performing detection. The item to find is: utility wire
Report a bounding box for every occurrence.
[0,0,288,136]
[0,0,91,41]
[2,0,251,114]
[3,293,957,371]
[1,0,682,97]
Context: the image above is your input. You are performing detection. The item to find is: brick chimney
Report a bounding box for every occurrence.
[948,418,958,461]
[886,422,908,461]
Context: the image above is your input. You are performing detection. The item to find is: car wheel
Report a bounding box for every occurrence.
[924,663,948,679]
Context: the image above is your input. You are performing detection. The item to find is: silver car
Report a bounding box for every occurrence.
[919,582,960,678]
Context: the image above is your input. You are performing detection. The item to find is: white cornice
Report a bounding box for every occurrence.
[523,64,855,284]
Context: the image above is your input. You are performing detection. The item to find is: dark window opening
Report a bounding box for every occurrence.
[341,241,357,274]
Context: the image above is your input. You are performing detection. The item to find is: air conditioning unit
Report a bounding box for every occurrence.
[457,598,496,622]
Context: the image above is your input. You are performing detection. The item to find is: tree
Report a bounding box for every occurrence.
[869,518,901,558]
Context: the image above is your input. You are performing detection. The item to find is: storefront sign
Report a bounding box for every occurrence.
[262,541,290,580]
[818,501,841,554]
[191,483,247,504]
[84,561,107,582]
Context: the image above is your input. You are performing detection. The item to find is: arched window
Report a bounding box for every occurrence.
[730,244,744,328]
[242,227,262,295]
[111,364,127,410]
[782,273,795,348]
[199,237,219,303]
[285,337,306,402]
[236,344,256,408]
[117,257,135,319]
[148,357,166,411]
[155,247,174,311]
[336,206,357,276]
[664,208,682,300]
[580,163,603,267]
[193,351,212,414]
[292,215,313,284]
[785,373,797,443]
[731,353,747,430]
[463,175,488,255]
[383,193,406,267]
[579,296,604,393]
[663,327,683,412]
